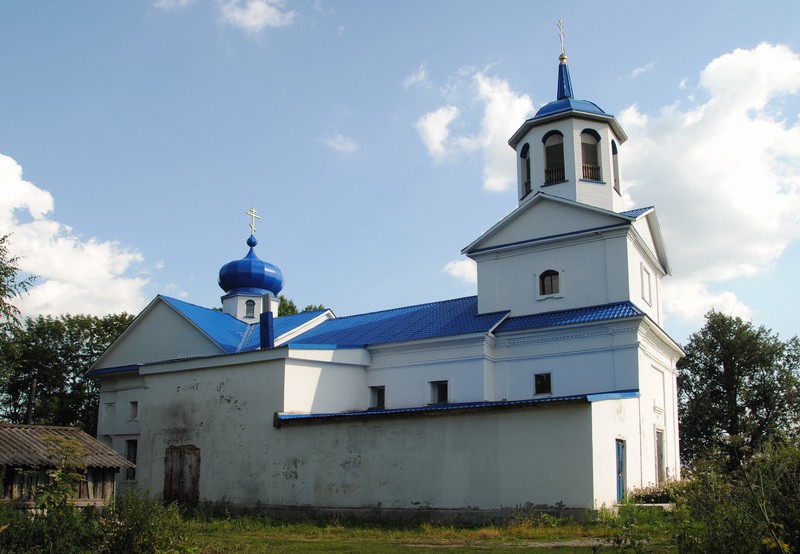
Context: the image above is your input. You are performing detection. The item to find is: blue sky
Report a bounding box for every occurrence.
[1,1,799,345]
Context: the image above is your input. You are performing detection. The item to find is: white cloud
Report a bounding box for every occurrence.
[620,43,800,326]
[628,61,655,79]
[443,259,477,284]
[415,106,459,163]
[322,134,358,155]
[219,0,295,33]
[415,71,533,190]
[153,0,196,9]
[0,153,150,318]
[403,64,429,89]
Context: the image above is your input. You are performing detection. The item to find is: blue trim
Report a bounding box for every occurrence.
[274,389,640,427]
[541,129,564,143]
[587,390,639,402]
[579,179,607,185]
[86,364,139,377]
[289,343,366,350]
[469,223,629,254]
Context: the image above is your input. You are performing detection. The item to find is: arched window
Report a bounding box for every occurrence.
[520,143,531,197]
[245,299,256,318]
[612,140,620,193]
[581,130,601,181]
[539,270,560,296]
[542,131,565,184]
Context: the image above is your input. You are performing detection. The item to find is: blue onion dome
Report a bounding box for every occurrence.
[218,235,284,296]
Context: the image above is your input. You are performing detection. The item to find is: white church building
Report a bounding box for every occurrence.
[89,47,683,515]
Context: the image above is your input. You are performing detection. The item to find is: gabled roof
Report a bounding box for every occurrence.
[288,296,508,348]
[463,193,635,255]
[0,424,133,469]
[161,296,328,353]
[495,301,644,334]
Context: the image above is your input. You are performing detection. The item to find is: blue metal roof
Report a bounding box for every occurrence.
[161,296,249,353]
[620,206,653,218]
[275,389,640,426]
[496,301,643,334]
[534,97,607,119]
[160,296,326,353]
[288,296,508,348]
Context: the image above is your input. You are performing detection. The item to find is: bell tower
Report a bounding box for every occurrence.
[509,22,628,212]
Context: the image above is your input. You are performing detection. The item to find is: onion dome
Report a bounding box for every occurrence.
[218,235,284,296]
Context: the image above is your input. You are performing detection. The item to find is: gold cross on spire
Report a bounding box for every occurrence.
[557,18,566,56]
[245,206,261,235]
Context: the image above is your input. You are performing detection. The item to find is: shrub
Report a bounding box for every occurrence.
[102,487,187,553]
[628,479,690,504]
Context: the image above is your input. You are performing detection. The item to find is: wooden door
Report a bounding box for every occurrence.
[164,444,201,506]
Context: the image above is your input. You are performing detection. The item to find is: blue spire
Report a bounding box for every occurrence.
[556,53,573,100]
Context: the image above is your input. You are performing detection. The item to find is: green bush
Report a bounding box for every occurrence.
[628,479,690,504]
[102,487,187,553]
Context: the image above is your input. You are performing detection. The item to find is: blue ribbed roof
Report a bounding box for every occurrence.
[288,296,507,348]
[275,389,640,426]
[161,296,249,353]
[534,97,607,119]
[620,206,653,218]
[496,301,643,334]
[160,296,326,353]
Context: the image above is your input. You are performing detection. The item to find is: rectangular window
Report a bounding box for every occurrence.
[655,430,666,485]
[125,440,137,481]
[430,380,448,404]
[129,401,138,421]
[534,373,552,395]
[369,386,385,410]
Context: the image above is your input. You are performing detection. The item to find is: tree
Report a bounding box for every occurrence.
[278,294,325,316]
[0,312,134,434]
[678,311,800,470]
[0,233,35,328]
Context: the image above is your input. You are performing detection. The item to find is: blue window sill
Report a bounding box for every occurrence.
[542,180,569,187]
[580,179,607,184]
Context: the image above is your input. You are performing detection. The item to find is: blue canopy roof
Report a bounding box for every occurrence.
[496,301,643,334]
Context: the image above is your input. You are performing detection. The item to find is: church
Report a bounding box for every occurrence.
[88,44,683,515]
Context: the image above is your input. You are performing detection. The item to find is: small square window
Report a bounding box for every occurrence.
[369,386,385,410]
[534,373,552,395]
[430,380,448,404]
[129,401,138,421]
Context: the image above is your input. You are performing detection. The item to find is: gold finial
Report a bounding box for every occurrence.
[557,18,567,61]
[245,206,261,235]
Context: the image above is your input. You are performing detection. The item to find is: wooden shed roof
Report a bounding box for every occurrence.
[0,424,133,469]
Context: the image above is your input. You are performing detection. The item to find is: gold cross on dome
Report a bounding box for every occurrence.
[246,206,261,235]
[557,18,566,55]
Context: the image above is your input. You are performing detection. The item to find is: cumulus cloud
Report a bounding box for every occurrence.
[415,106,459,163]
[0,153,150,317]
[442,259,477,284]
[620,43,800,326]
[414,70,533,191]
[322,134,358,155]
[219,0,295,33]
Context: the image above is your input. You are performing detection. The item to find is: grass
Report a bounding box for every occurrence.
[183,512,678,553]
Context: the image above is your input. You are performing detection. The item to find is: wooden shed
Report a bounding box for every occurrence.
[0,424,134,508]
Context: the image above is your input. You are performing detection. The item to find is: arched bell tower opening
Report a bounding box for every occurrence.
[508,44,628,212]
